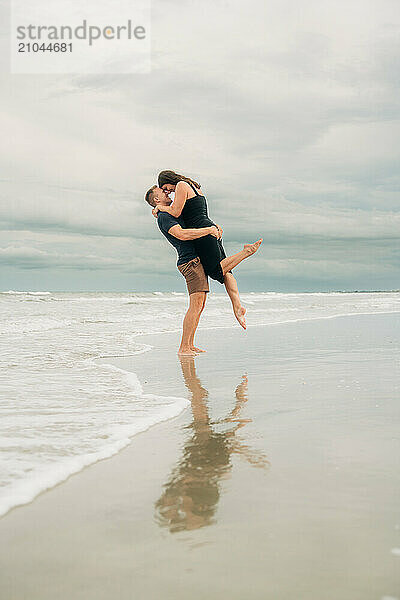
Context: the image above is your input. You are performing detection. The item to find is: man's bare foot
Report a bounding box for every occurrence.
[178,348,197,356]
[234,306,247,330]
[244,238,263,256]
[191,347,206,353]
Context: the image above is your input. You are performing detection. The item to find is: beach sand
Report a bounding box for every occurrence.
[1,313,399,599]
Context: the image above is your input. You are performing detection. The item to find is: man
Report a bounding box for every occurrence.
[145,185,221,356]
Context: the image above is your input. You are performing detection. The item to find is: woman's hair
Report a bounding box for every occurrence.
[158,170,201,189]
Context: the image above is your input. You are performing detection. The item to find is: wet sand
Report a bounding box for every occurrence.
[0,313,399,599]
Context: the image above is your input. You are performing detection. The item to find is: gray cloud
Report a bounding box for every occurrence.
[0,0,399,291]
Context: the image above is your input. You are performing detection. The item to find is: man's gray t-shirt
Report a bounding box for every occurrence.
[157,212,198,266]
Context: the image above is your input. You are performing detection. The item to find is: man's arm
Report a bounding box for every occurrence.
[168,224,220,241]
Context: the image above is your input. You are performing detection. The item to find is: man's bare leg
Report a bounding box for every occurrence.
[220,239,263,275]
[179,292,207,356]
[189,294,207,352]
[224,272,247,330]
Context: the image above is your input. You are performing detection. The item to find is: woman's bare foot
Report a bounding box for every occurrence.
[178,348,197,356]
[244,238,263,256]
[191,346,206,353]
[234,306,247,330]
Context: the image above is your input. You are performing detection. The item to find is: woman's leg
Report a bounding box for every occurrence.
[224,272,247,330]
[220,239,263,275]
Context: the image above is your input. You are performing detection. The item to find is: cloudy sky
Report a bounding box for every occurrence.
[1,0,399,292]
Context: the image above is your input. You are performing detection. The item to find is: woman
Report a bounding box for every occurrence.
[153,170,262,329]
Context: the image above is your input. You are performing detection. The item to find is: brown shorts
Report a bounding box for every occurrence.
[178,257,209,295]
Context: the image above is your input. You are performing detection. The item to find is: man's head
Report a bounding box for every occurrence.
[144,186,171,208]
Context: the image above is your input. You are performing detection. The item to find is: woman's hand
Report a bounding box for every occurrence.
[152,206,160,218]
[215,224,223,239]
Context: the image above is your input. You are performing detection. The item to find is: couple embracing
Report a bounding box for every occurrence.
[145,170,262,356]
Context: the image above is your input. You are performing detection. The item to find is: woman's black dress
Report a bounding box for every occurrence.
[181,184,227,284]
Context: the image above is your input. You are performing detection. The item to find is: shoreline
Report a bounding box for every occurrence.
[1,312,399,599]
[2,309,400,519]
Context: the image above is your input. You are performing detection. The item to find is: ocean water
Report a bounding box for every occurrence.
[1,290,400,517]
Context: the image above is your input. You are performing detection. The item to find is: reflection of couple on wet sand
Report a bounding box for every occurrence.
[145,170,262,355]
[155,358,269,533]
